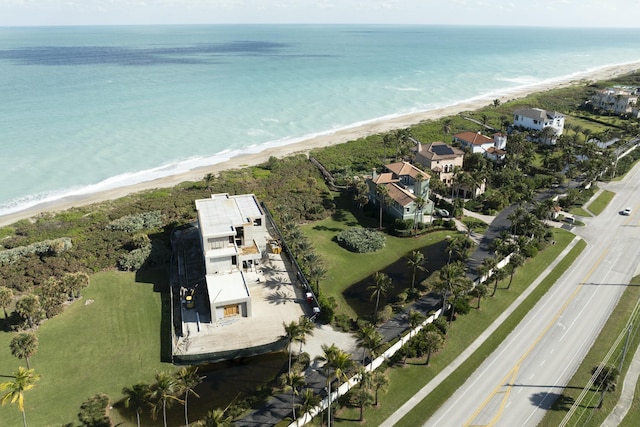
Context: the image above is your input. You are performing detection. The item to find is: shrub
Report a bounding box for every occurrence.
[105,210,163,233]
[0,237,73,266]
[335,227,385,253]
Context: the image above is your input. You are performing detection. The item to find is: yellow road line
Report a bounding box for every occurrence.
[463,248,608,426]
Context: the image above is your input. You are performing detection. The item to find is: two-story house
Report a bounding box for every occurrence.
[513,108,564,144]
[591,86,640,118]
[414,141,464,185]
[367,161,434,224]
[453,131,507,161]
[195,193,267,321]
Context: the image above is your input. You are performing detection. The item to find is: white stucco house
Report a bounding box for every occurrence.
[513,108,564,144]
[195,193,267,321]
[453,131,507,161]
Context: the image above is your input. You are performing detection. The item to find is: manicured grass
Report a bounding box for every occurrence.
[570,207,593,217]
[0,269,172,426]
[327,229,583,425]
[301,210,453,319]
[587,189,616,215]
[540,274,640,427]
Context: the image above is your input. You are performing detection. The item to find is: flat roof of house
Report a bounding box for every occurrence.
[205,271,250,303]
[195,193,263,237]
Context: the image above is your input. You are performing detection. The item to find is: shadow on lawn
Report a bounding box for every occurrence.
[343,240,449,320]
[135,267,174,363]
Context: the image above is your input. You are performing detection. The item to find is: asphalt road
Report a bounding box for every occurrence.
[424,163,640,427]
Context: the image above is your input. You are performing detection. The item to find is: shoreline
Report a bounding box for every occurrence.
[1,61,639,228]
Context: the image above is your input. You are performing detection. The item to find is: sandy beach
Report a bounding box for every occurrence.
[1,61,638,228]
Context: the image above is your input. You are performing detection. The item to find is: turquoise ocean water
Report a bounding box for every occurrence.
[1,25,640,216]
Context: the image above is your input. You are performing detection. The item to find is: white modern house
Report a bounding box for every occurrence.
[513,108,564,144]
[590,86,640,118]
[195,193,267,322]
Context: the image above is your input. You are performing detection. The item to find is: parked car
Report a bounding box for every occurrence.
[435,208,450,218]
[621,207,632,216]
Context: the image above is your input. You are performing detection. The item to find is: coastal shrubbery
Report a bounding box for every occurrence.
[105,210,163,232]
[0,237,72,266]
[335,227,386,253]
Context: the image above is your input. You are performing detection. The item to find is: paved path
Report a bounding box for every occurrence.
[602,341,640,426]
[235,291,441,426]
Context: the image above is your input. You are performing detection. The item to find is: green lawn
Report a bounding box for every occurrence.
[569,206,593,217]
[587,189,616,215]
[301,209,453,319]
[0,269,172,426]
[324,229,583,425]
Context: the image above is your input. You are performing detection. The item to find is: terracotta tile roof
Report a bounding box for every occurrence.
[373,172,396,184]
[486,146,506,155]
[453,131,493,146]
[385,183,414,207]
[385,161,431,180]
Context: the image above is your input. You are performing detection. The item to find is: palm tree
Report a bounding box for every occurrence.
[407,250,426,291]
[442,118,453,135]
[308,264,327,296]
[413,196,426,235]
[368,272,392,320]
[408,310,426,339]
[353,387,374,421]
[0,286,14,320]
[296,316,315,354]
[296,389,321,426]
[507,253,525,290]
[176,366,204,427]
[382,134,393,160]
[15,294,43,329]
[9,332,38,369]
[423,330,445,366]
[149,371,182,427]
[62,272,90,300]
[0,366,41,427]
[204,173,215,193]
[197,408,232,427]
[405,250,426,293]
[284,321,302,374]
[592,364,619,409]
[122,383,151,427]
[315,343,353,423]
[474,282,489,310]
[283,370,306,420]
[355,323,383,366]
[490,266,507,297]
[371,370,389,406]
[376,184,390,230]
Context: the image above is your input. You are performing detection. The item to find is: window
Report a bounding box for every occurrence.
[253,218,262,226]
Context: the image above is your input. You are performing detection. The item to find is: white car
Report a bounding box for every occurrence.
[621,207,632,216]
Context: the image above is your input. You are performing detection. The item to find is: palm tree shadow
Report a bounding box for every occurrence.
[266,291,296,305]
[529,392,575,411]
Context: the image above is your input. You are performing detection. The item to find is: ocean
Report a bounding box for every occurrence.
[1,24,640,216]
